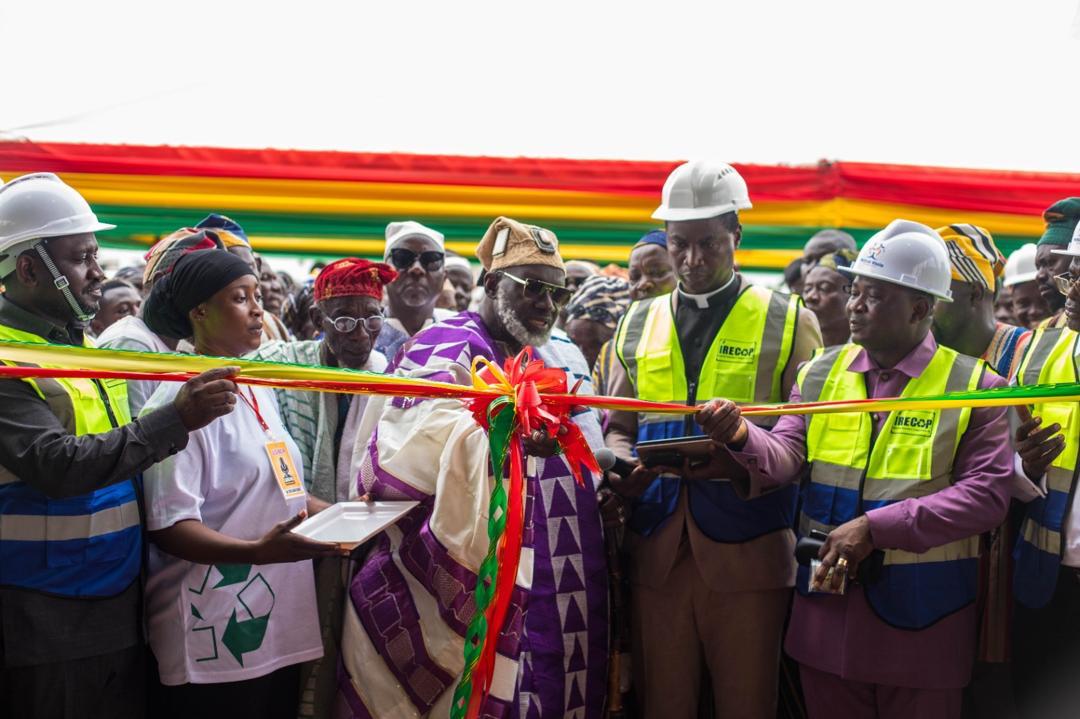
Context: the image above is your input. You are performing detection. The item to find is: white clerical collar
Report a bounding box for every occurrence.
[676,273,737,309]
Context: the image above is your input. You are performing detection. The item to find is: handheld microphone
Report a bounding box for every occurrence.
[595,448,638,479]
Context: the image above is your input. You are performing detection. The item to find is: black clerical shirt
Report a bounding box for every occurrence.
[673,275,743,405]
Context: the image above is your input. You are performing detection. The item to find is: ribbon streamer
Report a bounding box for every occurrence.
[451,350,601,719]
[2,340,1079,416]
[2,339,1080,718]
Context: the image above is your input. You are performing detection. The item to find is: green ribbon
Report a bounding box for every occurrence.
[451,396,516,719]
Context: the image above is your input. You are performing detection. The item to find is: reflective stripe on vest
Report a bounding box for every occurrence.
[798,342,984,629]
[0,323,141,598]
[615,285,802,541]
[1013,327,1080,609]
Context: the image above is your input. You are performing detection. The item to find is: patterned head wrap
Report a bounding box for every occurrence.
[142,228,223,287]
[633,229,667,250]
[814,248,859,273]
[314,257,398,302]
[142,250,254,340]
[195,213,249,248]
[935,224,1005,290]
[564,275,631,330]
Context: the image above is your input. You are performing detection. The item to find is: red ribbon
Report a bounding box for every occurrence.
[463,349,601,716]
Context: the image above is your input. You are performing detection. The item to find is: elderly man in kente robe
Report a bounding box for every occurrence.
[338,217,608,718]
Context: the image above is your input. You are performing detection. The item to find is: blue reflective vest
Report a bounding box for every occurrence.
[0,323,142,597]
[796,343,985,629]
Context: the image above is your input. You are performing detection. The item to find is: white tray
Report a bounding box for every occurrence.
[293,501,419,548]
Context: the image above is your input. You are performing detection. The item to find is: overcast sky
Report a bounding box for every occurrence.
[4,0,1080,173]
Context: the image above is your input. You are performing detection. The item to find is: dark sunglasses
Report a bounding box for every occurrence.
[389,248,445,271]
[501,271,574,307]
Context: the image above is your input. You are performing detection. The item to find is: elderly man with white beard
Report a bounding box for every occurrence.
[337,217,609,718]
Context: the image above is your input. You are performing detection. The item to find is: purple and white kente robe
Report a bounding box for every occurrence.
[337,312,609,719]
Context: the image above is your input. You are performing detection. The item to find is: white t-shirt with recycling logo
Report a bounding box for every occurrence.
[142,383,323,685]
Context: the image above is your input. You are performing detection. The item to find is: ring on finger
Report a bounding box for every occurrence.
[836,557,850,574]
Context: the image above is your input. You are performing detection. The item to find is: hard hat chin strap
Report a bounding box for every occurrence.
[33,243,94,323]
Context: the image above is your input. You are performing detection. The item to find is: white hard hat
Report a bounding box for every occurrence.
[1051,221,1080,259]
[0,173,114,277]
[652,160,752,222]
[840,219,953,302]
[1004,243,1040,286]
[384,220,445,259]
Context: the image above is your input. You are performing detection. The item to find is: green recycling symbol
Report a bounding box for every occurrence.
[188,563,276,666]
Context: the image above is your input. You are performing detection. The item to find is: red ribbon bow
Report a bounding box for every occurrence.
[457,348,601,717]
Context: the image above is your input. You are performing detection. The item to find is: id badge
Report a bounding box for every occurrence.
[265,440,305,500]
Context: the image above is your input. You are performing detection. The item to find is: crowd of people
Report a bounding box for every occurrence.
[0,164,1078,719]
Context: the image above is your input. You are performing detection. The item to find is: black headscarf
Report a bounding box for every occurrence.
[143,249,255,340]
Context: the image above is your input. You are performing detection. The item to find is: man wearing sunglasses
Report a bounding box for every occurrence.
[603,160,822,719]
[340,216,610,718]
[1032,198,1080,331]
[375,220,453,362]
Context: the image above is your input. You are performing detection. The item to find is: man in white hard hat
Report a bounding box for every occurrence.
[1055,226,1080,330]
[1004,243,1052,329]
[695,219,1014,719]
[1009,225,1080,719]
[604,160,822,718]
[0,173,241,719]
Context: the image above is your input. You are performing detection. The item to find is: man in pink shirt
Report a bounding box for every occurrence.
[694,220,1014,718]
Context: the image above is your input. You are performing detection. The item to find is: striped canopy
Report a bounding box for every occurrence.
[1,141,1078,270]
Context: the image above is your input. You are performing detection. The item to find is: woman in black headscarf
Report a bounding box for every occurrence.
[140,249,340,719]
[143,248,265,354]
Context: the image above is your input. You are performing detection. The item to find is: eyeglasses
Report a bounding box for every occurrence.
[388,248,445,272]
[1054,273,1079,297]
[501,271,574,307]
[325,313,384,334]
